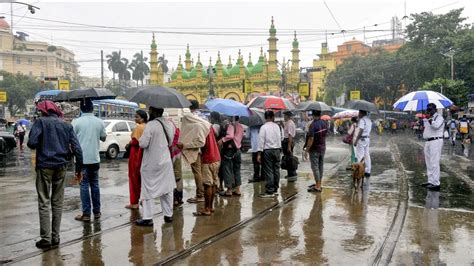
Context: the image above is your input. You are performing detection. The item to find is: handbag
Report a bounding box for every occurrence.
[281,154,299,170]
[123,143,131,159]
[342,134,353,144]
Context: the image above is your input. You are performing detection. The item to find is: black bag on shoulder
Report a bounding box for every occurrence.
[281,154,299,170]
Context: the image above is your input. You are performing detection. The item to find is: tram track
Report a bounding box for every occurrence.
[370,139,409,265]
[156,192,299,266]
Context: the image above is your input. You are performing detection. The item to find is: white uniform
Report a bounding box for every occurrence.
[423,113,444,186]
[356,116,372,175]
[139,118,176,220]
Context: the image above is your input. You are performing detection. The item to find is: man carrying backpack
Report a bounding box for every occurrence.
[449,118,457,146]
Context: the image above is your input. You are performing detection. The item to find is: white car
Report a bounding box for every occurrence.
[100,119,136,159]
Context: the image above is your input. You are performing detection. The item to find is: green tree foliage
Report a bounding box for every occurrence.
[421,78,469,106]
[129,51,150,87]
[0,71,53,116]
[324,8,474,108]
[106,50,131,85]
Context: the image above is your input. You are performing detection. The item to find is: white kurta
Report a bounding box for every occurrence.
[139,118,176,199]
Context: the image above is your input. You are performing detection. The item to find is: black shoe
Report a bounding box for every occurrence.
[426,184,440,191]
[135,219,154,227]
[164,216,173,223]
[51,238,60,247]
[364,173,371,178]
[35,239,51,249]
[421,182,431,187]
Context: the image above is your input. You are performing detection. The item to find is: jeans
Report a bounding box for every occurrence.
[80,164,101,215]
[221,148,242,189]
[282,138,297,177]
[251,152,261,181]
[309,151,325,182]
[36,167,66,242]
[262,149,281,194]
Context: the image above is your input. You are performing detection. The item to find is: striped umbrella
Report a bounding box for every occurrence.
[393,90,453,111]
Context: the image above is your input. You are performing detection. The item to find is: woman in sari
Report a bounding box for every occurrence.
[125,110,148,209]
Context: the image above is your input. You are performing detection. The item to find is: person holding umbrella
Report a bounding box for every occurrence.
[353,110,372,177]
[137,107,176,226]
[72,99,107,222]
[421,103,444,191]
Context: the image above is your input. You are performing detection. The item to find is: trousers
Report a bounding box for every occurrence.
[191,155,204,198]
[424,139,443,186]
[142,191,173,220]
[251,152,261,181]
[282,138,297,177]
[356,138,371,174]
[262,149,281,194]
[221,148,242,189]
[36,167,66,242]
[80,164,101,215]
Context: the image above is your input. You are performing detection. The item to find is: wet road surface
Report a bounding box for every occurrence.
[0,134,472,265]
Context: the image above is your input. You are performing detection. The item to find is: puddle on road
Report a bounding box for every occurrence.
[396,142,473,211]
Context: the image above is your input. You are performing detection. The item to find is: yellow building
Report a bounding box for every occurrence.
[310,38,404,101]
[149,17,299,103]
[310,42,337,101]
[0,18,79,85]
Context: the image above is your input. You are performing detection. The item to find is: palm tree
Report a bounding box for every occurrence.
[131,51,150,86]
[106,51,122,84]
[158,54,168,73]
[118,58,131,84]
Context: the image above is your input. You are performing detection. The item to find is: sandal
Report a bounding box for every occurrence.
[308,184,316,188]
[187,197,204,203]
[307,187,322,193]
[125,204,139,209]
[193,211,211,216]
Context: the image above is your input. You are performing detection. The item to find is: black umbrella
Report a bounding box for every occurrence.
[347,100,379,113]
[55,88,116,102]
[240,108,265,127]
[129,85,191,109]
[296,101,332,112]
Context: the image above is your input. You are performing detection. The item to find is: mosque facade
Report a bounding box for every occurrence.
[148,18,301,103]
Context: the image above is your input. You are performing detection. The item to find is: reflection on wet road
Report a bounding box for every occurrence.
[1,134,472,265]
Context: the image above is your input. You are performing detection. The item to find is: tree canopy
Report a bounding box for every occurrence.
[324,8,474,108]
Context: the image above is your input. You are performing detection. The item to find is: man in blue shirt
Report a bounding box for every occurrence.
[72,99,106,222]
[27,100,83,249]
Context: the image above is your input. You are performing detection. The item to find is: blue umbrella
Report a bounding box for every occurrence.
[205,98,251,117]
[393,90,453,111]
[17,119,30,126]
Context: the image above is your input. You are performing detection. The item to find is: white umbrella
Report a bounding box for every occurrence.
[393,90,453,111]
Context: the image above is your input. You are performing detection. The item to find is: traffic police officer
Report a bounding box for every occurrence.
[422,103,444,191]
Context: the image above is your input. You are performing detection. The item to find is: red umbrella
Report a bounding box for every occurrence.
[247,96,295,110]
[321,115,331,121]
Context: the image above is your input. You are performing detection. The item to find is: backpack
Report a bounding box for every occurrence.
[218,121,237,151]
[459,121,468,134]
[450,120,456,129]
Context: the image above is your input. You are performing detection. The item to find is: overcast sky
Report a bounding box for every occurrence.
[0,0,472,78]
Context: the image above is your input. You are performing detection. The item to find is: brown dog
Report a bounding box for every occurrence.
[351,159,365,191]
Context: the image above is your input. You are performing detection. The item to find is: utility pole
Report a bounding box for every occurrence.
[101,50,104,87]
[450,53,454,80]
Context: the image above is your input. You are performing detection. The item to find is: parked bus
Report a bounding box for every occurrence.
[93,99,139,120]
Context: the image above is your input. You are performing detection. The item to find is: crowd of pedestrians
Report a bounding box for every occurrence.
[26,97,471,249]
